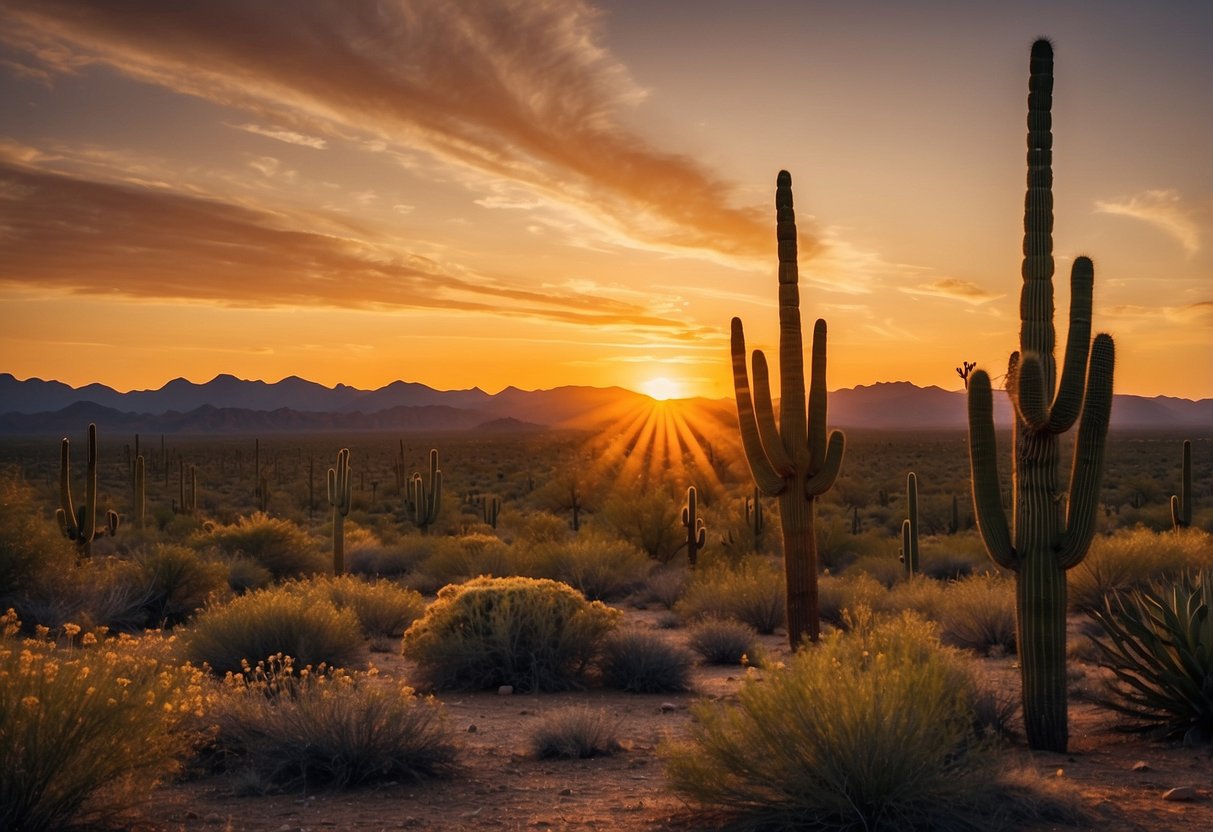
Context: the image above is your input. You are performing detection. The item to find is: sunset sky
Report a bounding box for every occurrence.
[1,0,1209,402]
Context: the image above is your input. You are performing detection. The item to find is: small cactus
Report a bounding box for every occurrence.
[410,448,442,533]
[681,486,707,568]
[327,448,352,574]
[1170,440,1192,531]
[899,472,920,577]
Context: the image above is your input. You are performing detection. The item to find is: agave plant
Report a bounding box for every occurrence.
[1086,569,1213,743]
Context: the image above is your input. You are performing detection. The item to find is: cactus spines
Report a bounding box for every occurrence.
[56,423,99,557]
[1171,439,1192,530]
[899,472,919,578]
[410,448,442,533]
[967,38,1115,752]
[327,448,352,575]
[731,170,846,648]
[681,485,707,568]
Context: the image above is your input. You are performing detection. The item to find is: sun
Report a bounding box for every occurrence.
[640,376,683,401]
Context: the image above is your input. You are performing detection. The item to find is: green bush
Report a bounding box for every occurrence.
[185,587,365,675]
[0,614,203,831]
[133,544,230,628]
[402,576,619,692]
[665,609,1079,831]
[210,660,457,789]
[1069,527,1212,611]
[935,573,1017,655]
[597,628,694,693]
[686,618,758,665]
[677,559,785,634]
[530,705,622,759]
[1086,569,1213,742]
[290,575,426,639]
[524,535,652,600]
[208,513,324,578]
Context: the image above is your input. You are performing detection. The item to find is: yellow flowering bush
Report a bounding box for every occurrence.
[0,610,207,831]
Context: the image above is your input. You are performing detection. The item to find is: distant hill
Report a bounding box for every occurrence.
[0,373,1208,435]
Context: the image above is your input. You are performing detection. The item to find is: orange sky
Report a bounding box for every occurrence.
[0,0,1209,401]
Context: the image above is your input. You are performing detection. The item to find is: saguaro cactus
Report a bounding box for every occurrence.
[967,39,1115,752]
[56,423,118,557]
[1171,440,1191,531]
[681,486,707,568]
[133,454,146,530]
[328,448,352,574]
[731,171,846,648]
[899,472,920,578]
[410,448,443,533]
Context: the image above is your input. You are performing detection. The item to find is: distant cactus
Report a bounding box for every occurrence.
[744,485,765,542]
[483,494,501,529]
[570,485,582,532]
[967,39,1115,752]
[55,423,116,557]
[133,454,146,530]
[174,458,197,515]
[410,448,443,533]
[899,472,919,577]
[681,486,707,568]
[1171,440,1192,531]
[731,171,846,647]
[327,448,352,574]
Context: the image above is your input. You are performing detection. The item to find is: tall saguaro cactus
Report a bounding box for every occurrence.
[967,39,1115,752]
[731,171,846,648]
[681,485,707,569]
[56,423,99,557]
[1171,439,1191,531]
[328,448,352,575]
[410,448,443,534]
[899,472,920,578]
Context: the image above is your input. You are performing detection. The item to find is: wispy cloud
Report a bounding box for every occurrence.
[1104,300,1213,327]
[229,123,327,149]
[900,277,1003,305]
[0,0,791,264]
[1095,189,1201,255]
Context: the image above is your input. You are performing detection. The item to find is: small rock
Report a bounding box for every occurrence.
[559,787,573,796]
[468,724,478,733]
[498,685,514,695]
[659,702,677,713]
[1131,760,1149,772]
[184,811,200,820]
[1162,786,1197,802]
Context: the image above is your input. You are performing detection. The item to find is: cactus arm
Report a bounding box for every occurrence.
[775,171,808,457]
[731,318,787,496]
[751,351,795,476]
[1057,334,1115,569]
[1013,354,1051,431]
[804,430,845,496]
[58,437,77,538]
[81,423,97,543]
[967,371,1017,569]
[1047,256,1094,432]
[807,318,830,471]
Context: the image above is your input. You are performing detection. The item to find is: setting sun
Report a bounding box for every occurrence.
[641,377,684,401]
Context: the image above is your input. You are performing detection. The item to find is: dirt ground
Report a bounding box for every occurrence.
[138,609,1213,832]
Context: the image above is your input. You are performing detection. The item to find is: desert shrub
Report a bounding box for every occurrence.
[0,478,75,602]
[935,573,1017,655]
[10,557,154,633]
[881,575,947,620]
[817,572,888,628]
[347,532,432,577]
[226,556,273,594]
[918,535,995,581]
[524,535,652,600]
[510,510,573,546]
[186,587,364,675]
[597,628,694,693]
[210,658,457,789]
[1069,527,1211,611]
[686,618,758,665]
[844,552,905,587]
[644,567,689,609]
[0,612,204,832]
[1086,569,1213,742]
[290,575,426,639]
[530,705,622,759]
[133,544,230,628]
[417,533,513,586]
[677,559,785,634]
[665,609,1079,831]
[402,576,619,692]
[601,493,684,563]
[208,513,324,578]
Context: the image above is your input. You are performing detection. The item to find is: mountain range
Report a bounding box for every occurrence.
[0,373,1208,435]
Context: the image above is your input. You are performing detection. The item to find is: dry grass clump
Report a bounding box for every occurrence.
[530,705,622,759]
[287,574,426,639]
[935,573,1017,655]
[132,544,230,627]
[208,513,325,578]
[416,533,513,586]
[185,587,365,675]
[817,571,888,628]
[210,655,457,790]
[402,576,619,692]
[665,609,1082,831]
[686,618,759,665]
[677,559,785,634]
[597,628,694,693]
[0,611,205,832]
[1069,527,1212,611]
[523,534,652,600]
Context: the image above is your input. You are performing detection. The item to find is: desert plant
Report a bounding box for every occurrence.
[677,559,785,634]
[185,587,365,675]
[0,613,204,832]
[402,576,619,692]
[967,39,1115,751]
[597,628,694,693]
[817,571,888,628]
[417,533,512,586]
[530,705,622,759]
[686,618,759,665]
[208,512,324,578]
[731,171,845,647]
[134,543,230,627]
[935,573,1017,655]
[900,472,920,577]
[524,535,652,600]
[1086,569,1213,742]
[1068,526,1211,612]
[327,448,352,575]
[665,609,1077,831]
[680,485,708,568]
[291,574,426,639]
[0,477,75,602]
[55,423,119,558]
[210,658,457,789]
[409,448,443,533]
[1171,439,1192,531]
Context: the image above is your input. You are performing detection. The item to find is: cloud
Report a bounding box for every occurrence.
[229,123,327,149]
[1095,189,1201,255]
[0,0,794,264]
[900,277,1003,305]
[1104,300,1213,327]
[0,157,716,338]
